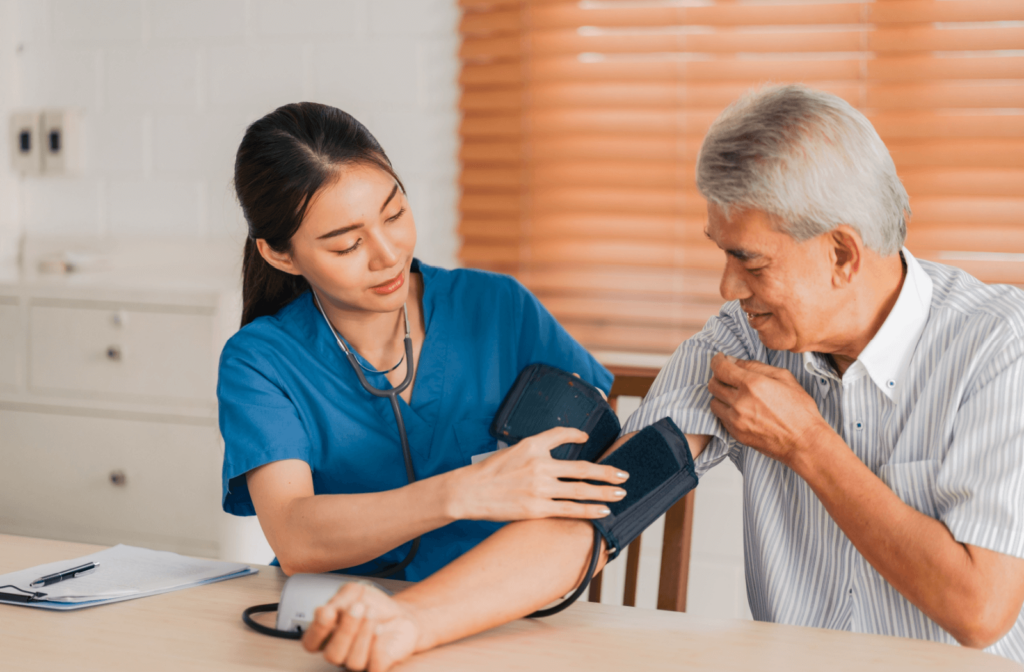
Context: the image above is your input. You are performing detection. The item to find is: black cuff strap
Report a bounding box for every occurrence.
[591,418,698,562]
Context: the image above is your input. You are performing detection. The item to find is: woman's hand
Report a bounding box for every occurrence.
[302,582,420,672]
[446,426,629,522]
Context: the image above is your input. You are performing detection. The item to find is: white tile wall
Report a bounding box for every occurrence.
[51,0,144,45]
[0,0,19,264]
[0,0,460,269]
[149,1,247,42]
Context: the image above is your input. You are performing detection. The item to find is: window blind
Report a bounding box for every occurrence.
[458,0,1024,354]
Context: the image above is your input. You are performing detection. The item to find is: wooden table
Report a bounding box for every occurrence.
[2,534,1019,671]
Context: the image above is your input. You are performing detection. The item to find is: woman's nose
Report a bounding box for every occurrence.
[366,227,401,271]
[719,260,752,301]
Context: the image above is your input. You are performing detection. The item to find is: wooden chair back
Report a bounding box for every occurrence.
[590,365,696,612]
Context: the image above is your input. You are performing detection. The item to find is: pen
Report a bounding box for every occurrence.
[29,562,99,588]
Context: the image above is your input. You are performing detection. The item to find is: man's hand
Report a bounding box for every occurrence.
[302,582,420,672]
[707,352,833,467]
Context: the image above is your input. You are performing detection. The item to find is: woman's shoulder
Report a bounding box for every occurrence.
[221,292,319,364]
[420,261,528,303]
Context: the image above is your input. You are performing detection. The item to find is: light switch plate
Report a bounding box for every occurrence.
[9,111,41,175]
[40,109,80,175]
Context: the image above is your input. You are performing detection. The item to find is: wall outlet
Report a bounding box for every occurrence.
[9,111,41,175]
[40,110,80,175]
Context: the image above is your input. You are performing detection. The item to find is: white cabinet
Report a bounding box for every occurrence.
[0,239,272,563]
[28,302,215,402]
[0,298,19,390]
[0,410,221,557]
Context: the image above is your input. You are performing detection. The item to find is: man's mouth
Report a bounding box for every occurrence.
[743,310,771,327]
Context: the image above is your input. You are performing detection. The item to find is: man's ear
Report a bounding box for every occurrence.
[255,239,301,276]
[830,225,863,287]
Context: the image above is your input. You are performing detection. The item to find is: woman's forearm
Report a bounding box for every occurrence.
[397,517,603,651]
[266,471,460,575]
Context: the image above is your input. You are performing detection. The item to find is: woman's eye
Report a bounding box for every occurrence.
[334,239,361,255]
[386,207,405,224]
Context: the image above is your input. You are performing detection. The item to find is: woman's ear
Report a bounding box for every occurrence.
[830,225,863,287]
[255,239,301,276]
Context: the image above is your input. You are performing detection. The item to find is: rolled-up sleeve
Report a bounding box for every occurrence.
[621,301,762,476]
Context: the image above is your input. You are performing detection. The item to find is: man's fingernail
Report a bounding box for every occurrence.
[349,602,366,618]
[617,471,628,479]
[613,489,626,498]
[599,507,611,515]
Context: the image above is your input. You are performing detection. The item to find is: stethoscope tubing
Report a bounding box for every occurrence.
[312,290,421,579]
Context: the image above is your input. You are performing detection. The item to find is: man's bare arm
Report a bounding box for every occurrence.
[301,432,711,671]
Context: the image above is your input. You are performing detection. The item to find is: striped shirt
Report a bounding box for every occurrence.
[622,249,1024,662]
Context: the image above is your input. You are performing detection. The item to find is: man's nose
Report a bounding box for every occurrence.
[719,259,752,301]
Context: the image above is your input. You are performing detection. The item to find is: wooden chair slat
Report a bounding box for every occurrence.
[657,490,696,612]
[623,537,642,607]
[590,364,695,612]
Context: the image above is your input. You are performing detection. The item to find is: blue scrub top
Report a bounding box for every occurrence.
[217,259,612,581]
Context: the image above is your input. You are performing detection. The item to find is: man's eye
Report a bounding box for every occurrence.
[747,266,765,275]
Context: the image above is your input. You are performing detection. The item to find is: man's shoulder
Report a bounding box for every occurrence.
[920,259,1024,340]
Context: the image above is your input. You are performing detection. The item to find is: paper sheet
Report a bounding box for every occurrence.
[0,545,255,605]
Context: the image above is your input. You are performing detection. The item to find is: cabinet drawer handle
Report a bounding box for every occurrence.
[106,346,122,362]
[109,470,127,487]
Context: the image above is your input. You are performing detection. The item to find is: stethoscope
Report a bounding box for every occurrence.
[311,289,421,579]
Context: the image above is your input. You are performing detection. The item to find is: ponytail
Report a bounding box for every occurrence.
[240,237,310,327]
[234,102,402,327]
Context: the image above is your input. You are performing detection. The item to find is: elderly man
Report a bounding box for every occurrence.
[299,85,1024,670]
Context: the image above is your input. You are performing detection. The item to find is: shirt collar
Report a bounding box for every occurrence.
[803,248,933,401]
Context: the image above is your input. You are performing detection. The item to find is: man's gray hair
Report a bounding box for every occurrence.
[696,84,909,256]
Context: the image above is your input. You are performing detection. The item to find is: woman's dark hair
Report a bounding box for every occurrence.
[235,102,403,326]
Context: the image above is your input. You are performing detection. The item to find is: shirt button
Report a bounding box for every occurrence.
[887,380,895,388]
[855,422,863,430]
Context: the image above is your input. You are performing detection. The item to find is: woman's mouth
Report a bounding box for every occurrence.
[371,272,405,295]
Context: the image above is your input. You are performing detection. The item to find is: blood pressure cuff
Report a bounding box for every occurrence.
[591,418,698,561]
[490,363,620,462]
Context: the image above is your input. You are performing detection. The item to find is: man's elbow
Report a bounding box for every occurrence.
[270,535,325,577]
[949,598,1018,649]
[276,551,309,577]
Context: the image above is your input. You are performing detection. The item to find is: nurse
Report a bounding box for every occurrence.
[218,102,629,581]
